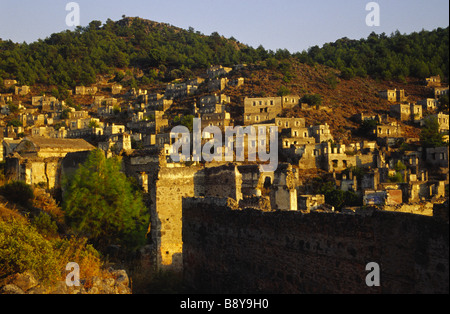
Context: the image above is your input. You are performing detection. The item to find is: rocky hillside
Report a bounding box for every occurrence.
[0,269,130,294]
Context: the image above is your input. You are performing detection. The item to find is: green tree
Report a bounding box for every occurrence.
[325,73,339,89]
[88,120,100,128]
[8,102,19,114]
[439,94,449,113]
[340,67,355,80]
[301,94,323,107]
[394,160,407,172]
[277,86,291,97]
[420,116,445,148]
[180,115,194,132]
[60,108,71,120]
[313,177,362,210]
[356,119,379,139]
[62,149,149,251]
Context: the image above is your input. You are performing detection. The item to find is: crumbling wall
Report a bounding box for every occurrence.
[152,166,200,272]
[4,156,60,189]
[182,198,449,294]
[269,164,297,211]
[145,162,314,273]
[151,164,244,272]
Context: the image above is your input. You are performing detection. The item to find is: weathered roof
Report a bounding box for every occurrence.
[20,137,95,152]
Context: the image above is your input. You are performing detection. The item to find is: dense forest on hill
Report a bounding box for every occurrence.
[0,17,268,88]
[0,17,448,89]
[294,27,449,82]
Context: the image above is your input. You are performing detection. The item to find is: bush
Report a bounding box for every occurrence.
[277,86,291,97]
[356,119,379,139]
[325,74,339,89]
[53,237,103,287]
[6,119,22,127]
[388,172,403,183]
[0,217,104,284]
[0,218,60,282]
[0,181,34,208]
[301,94,323,107]
[31,212,59,238]
[340,67,355,80]
[314,177,362,210]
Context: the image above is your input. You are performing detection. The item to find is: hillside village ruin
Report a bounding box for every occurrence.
[1,64,449,293]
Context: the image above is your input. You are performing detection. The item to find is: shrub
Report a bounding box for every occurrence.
[356,119,379,139]
[420,116,445,148]
[0,181,34,208]
[0,218,60,282]
[388,172,404,183]
[31,212,59,238]
[301,94,323,107]
[325,74,339,89]
[277,86,291,97]
[340,67,355,80]
[53,237,103,287]
[0,217,105,284]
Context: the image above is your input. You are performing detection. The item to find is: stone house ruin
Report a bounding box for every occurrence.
[424,75,441,87]
[111,84,123,95]
[75,86,98,95]
[196,94,230,114]
[425,146,449,168]
[207,65,233,79]
[418,98,439,112]
[3,79,17,88]
[243,96,300,125]
[165,78,204,99]
[14,85,30,96]
[0,93,13,104]
[379,89,407,102]
[421,113,449,135]
[4,137,95,189]
[434,87,449,99]
[390,103,422,122]
[374,122,402,138]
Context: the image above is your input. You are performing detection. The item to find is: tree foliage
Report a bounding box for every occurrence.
[301,93,323,107]
[420,116,445,149]
[439,94,449,114]
[0,218,60,282]
[312,177,362,211]
[0,18,272,88]
[62,149,149,251]
[356,119,379,139]
[0,217,103,284]
[294,28,449,82]
[0,19,447,88]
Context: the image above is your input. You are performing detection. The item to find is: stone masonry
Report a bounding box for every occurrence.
[182,198,449,294]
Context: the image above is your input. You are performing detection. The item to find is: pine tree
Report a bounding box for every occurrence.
[63,149,149,251]
[420,116,445,149]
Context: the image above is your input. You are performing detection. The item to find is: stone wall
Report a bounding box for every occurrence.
[182,198,449,294]
[150,164,244,272]
[5,156,60,189]
[5,151,92,191]
[151,166,199,271]
[382,202,435,216]
[146,162,298,272]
